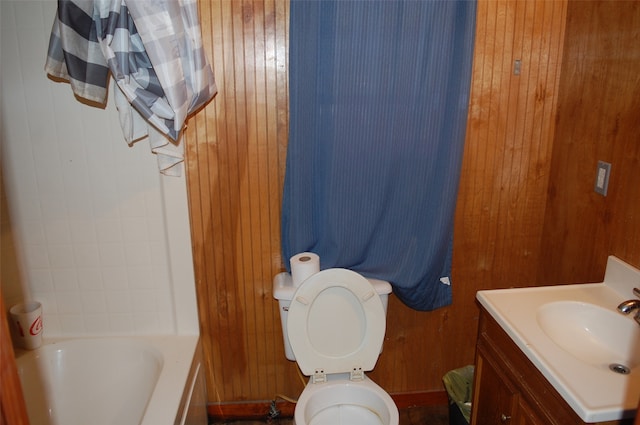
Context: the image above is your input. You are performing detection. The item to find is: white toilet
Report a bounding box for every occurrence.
[273,267,399,425]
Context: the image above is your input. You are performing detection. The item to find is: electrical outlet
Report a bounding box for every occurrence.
[594,161,611,196]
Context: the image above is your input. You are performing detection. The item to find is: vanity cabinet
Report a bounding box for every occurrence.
[471,307,634,425]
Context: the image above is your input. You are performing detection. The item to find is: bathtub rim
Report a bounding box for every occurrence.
[15,334,200,425]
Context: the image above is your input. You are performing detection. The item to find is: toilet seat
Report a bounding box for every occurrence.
[287,268,386,380]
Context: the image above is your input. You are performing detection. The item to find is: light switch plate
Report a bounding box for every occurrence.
[594,160,611,196]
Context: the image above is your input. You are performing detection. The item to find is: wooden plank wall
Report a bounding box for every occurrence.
[454,0,566,290]
[185,0,293,404]
[538,1,640,284]
[184,0,638,409]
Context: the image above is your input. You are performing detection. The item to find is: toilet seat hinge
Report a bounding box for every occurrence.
[312,369,326,384]
[350,367,364,381]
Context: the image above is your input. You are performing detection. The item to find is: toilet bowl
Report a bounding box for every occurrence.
[274,266,399,425]
[295,373,398,425]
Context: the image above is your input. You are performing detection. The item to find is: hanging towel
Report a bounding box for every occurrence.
[45,0,216,175]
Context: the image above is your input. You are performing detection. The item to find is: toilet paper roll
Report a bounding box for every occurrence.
[290,252,320,287]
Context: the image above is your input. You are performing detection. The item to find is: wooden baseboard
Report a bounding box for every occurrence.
[207,390,448,420]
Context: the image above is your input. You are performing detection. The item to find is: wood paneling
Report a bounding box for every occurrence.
[185,0,639,409]
[455,0,566,290]
[539,1,640,283]
[1,292,30,425]
[185,0,293,403]
[186,0,294,402]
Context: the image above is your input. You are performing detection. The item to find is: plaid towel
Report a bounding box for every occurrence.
[45,0,216,175]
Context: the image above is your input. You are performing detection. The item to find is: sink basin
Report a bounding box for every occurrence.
[537,301,640,370]
[476,256,640,422]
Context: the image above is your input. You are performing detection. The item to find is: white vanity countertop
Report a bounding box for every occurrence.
[476,256,640,422]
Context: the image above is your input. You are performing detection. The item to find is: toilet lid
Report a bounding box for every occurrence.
[287,268,386,377]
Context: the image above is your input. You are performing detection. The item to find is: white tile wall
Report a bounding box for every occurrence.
[1,1,199,337]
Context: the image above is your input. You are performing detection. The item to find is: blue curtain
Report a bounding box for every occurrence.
[282,0,477,311]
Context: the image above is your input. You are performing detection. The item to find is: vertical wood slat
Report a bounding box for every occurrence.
[184,0,638,407]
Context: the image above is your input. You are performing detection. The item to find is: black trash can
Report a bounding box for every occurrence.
[442,365,474,425]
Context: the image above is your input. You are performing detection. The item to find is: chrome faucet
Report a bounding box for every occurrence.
[617,287,640,325]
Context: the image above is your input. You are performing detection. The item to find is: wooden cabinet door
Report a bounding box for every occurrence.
[471,351,519,425]
[514,398,547,425]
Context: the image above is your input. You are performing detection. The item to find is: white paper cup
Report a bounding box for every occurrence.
[10,301,43,350]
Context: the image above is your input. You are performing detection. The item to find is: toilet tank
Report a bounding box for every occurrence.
[273,271,392,361]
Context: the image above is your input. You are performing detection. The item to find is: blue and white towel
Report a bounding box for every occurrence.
[45,0,216,175]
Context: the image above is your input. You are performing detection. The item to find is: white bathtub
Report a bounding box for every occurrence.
[16,336,206,425]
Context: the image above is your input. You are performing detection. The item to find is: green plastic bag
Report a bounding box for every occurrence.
[442,365,474,424]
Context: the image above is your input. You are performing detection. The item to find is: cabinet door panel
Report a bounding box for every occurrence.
[515,398,546,425]
[471,352,518,425]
